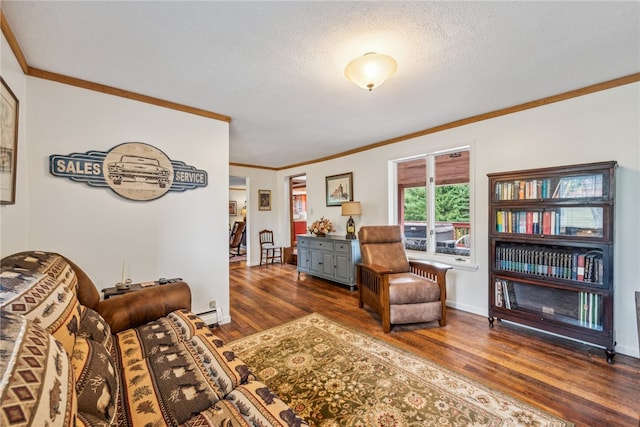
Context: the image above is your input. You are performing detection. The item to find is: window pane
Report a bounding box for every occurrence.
[434,152,470,258]
[395,149,471,259]
[403,187,427,252]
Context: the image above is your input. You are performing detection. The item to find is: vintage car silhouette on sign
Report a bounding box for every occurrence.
[108,155,170,188]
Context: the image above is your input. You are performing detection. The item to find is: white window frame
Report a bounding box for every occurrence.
[389,143,477,270]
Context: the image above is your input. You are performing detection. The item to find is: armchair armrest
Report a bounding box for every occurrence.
[357,263,394,275]
[409,259,451,279]
[95,281,192,333]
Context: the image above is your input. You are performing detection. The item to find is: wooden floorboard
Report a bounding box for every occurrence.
[222,262,639,426]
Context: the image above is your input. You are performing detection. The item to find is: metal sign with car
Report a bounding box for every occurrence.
[50,142,207,201]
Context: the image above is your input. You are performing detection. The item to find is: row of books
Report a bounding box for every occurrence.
[494,279,517,309]
[579,291,603,329]
[495,179,553,201]
[495,246,604,284]
[494,174,603,201]
[496,210,561,235]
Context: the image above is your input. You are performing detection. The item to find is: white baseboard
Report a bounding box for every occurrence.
[196,310,231,327]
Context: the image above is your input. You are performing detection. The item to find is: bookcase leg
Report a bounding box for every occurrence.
[605,348,615,364]
[488,317,495,328]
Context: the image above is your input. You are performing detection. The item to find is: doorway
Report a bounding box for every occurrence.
[229,175,247,264]
[289,174,307,250]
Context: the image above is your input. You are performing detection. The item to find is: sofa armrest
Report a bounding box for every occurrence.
[95,281,192,333]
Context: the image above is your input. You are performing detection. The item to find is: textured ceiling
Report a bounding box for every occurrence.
[2,1,639,169]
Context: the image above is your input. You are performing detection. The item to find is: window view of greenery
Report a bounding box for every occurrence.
[404,185,470,222]
[398,150,471,259]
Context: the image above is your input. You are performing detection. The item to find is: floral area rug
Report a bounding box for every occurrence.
[227,313,573,427]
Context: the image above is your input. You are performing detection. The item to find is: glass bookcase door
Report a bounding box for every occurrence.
[494,172,607,201]
[493,278,604,331]
[494,207,605,239]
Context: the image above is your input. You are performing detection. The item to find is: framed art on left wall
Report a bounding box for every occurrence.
[0,77,19,205]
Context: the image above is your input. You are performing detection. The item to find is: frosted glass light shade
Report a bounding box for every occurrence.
[344,53,397,91]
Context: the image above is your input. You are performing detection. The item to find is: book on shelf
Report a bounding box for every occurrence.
[494,279,504,307]
[496,279,518,309]
[579,291,602,329]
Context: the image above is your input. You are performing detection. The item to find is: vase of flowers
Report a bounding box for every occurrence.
[308,217,335,236]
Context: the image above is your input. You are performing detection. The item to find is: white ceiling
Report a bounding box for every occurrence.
[3,1,639,169]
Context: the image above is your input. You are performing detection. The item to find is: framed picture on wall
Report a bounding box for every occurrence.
[258,189,271,211]
[229,200,237,216]
[1,77,19,205]
[326,172,353,206]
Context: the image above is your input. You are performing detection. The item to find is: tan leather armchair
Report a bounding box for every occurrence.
[357,225,451,333]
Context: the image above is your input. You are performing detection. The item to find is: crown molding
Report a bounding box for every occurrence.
[27,67,231,123]
[1,11,231,123]
[272,72,640,171]
[1,10,29,74]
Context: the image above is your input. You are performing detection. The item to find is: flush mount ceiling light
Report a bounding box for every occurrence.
[344,52,397,91]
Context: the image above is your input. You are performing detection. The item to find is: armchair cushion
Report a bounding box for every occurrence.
[391,302,442,325]
[388,273,441,304]
[358,225,410,273]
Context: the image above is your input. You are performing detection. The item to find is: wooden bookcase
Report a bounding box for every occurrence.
[487,161,617,363]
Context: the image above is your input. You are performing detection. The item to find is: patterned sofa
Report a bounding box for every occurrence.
[0,251,308,427]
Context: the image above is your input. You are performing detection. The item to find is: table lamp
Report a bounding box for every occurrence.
[341,201,362,239]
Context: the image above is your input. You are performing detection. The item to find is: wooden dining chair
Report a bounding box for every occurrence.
[259,229,282,266]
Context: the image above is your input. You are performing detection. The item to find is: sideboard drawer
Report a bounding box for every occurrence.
[309,239,334,251]
[334,241,354,253]
[298,236,309,247]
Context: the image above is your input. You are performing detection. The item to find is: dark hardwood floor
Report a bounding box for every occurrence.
[221,262,639,427]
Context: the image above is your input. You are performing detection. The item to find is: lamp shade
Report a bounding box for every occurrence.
[344,53,397,91]
[341,201,362,216]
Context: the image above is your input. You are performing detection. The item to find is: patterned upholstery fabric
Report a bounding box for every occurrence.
[0,268,81,356]
[225,381,308,427]
[0,311,77,427]
[71,337,119,424]
[78,306,113,354]
[113,309,209,362]
[114,316,257,425]
[188,334,255,395]
[179,382,309,427]
[118,341,225,426]
[1,251,307,427]
[1,251,78,293]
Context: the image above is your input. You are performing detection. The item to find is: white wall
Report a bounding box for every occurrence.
[277,83,640,358]
[1,36,231,324]
[0,35,30,253]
